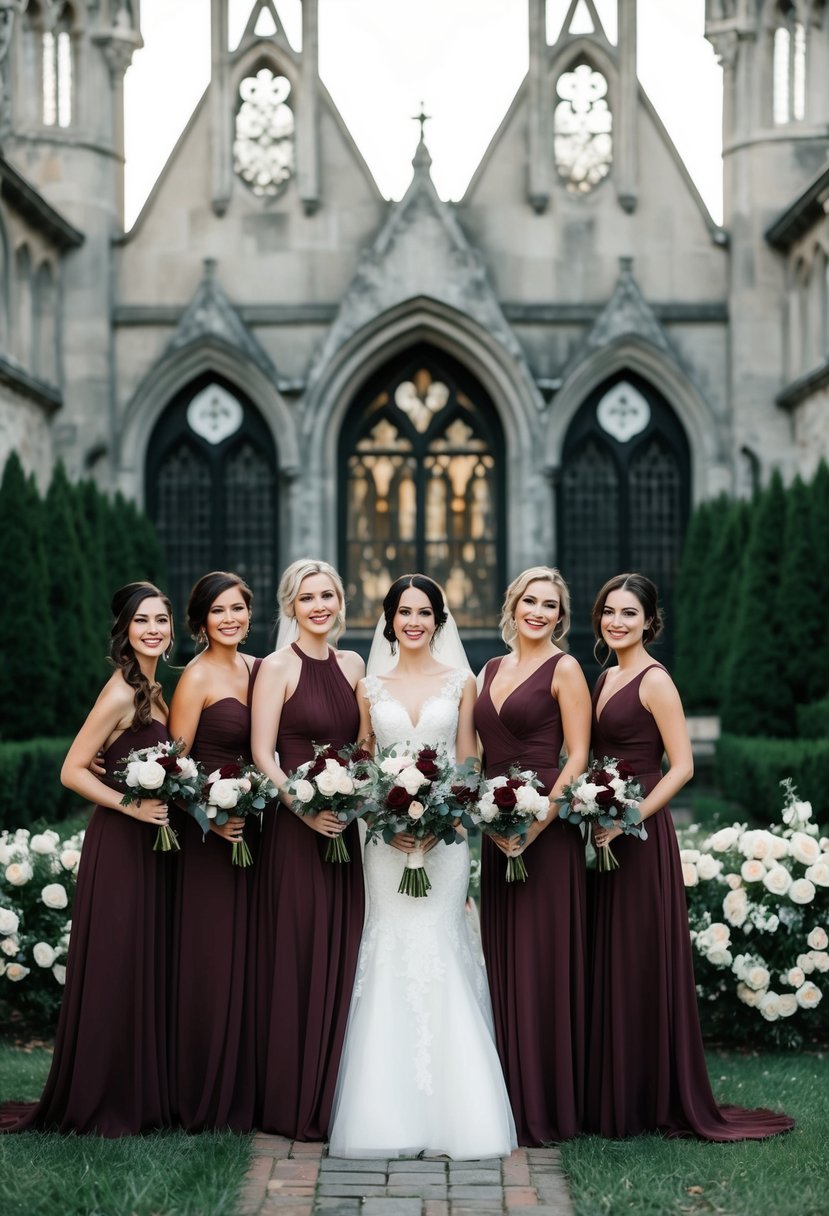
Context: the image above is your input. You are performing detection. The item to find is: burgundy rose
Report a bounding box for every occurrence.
[416,759,440,780]
[595,788,616,807]
[493,785,518,810]
[595,769,614,787]
[349,747,372,764]
[616,760,636,780]
[418,747,438,761]
[451,784,477,806]
[157,755,179,772]
[219,763,242,780]
[506,778,523,790]
[386,785,413,811]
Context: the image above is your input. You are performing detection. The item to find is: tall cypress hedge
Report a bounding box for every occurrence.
[673,496,718,709]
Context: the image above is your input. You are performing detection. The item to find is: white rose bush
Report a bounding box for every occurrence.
[283,743,375,862]
[0,824,81,1030]
[470,768,550,882]
[682,780,829,1047]
[114,738,203,852]
[197,761,279,866]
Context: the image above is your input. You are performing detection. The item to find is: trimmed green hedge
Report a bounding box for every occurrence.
[0,738,85,830]
[715,733,829,824]
[798,696,829,740]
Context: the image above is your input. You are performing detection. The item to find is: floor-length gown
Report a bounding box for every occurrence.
[170,657,262,1131]
[586,664,794,1139]
[475,654,586,1145]
[0,721,173,1136]
[250,643,364,1140]
[328,669,516,1160]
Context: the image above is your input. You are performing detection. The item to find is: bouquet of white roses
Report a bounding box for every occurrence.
[284,743,373,862]
[557,756,646,871]
[197,761,278,866]
[362,744,479,897]
[115,739,202,852]
[471,768,550,882]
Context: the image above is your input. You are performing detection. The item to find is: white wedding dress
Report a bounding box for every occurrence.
[328,669,516,1159]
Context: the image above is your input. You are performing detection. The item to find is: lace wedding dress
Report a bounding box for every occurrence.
[328,669,516,1159]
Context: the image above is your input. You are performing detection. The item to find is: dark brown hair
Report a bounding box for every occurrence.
[591,572,663,662]
[382,574,447,654]
[186,571,252,640]
[109,582,173,729]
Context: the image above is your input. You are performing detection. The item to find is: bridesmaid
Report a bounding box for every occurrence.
[0,582,174,1136]
[167,571,262,1131]
[475,566,591,1145]
[249,558,365,1140]
[586,572,793,1139]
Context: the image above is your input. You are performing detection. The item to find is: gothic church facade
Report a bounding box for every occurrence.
[1,0,828,664]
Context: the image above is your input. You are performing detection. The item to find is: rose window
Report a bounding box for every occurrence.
[233,67,295,198]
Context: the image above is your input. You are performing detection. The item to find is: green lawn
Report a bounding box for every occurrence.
[0,1043,252,1216]
[560,1050,829,1216]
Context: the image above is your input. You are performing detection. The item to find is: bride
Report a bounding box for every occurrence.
[328,574,516,1160]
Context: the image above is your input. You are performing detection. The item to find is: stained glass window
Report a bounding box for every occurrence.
[233,67,295,198]
[154,443,213,641]
[554,63,612,194]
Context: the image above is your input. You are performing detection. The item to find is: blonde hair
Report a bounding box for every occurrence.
[277,558,346,642]
[499,566,571,649]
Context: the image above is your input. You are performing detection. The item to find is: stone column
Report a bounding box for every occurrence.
[615,0,638,213]
[527,0,550,214]
[211,0,232,216]
[297,0,320,214]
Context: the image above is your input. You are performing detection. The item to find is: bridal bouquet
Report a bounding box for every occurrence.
[197,762,278,866]
[115,739,202,852]
[362,744,479,897]
[472,768,550,882]
[284,743,373,862]
[557,756,646,872]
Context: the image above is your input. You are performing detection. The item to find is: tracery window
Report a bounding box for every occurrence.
[340,349,504,636]
[554,63,612,194]
[773,7,806,125]
[233,66,295,198]
[42,4,72,128]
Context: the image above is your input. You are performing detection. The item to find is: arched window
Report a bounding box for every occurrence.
[15,244,32,369]
[0,214,8,348]
[557,373,690,671]
[554,61,612,194]
[32,261,58,383]
[773,4,806,124]
[41,2,73,128]
[146,376,279,657]
[339,345,505,667]
[233,65,295,198]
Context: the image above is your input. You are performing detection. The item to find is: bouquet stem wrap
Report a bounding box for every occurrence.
[506,853,529,883]
[398,842,432,898]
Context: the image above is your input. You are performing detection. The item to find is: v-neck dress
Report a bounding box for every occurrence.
[474,653,587,1145]
[586,664,793,1140]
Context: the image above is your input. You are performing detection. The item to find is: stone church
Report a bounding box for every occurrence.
[1,0,828,666]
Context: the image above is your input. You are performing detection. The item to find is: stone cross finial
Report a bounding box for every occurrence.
[412,101,431,141]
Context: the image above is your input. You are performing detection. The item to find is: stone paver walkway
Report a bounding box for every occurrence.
[238,1136,575,1216]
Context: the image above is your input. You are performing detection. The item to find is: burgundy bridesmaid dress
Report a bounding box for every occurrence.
[250,643,364,1140]
[1,721,173,1136]
[169,657,262,1131]
[475,654,587,1145]
[586,663,794,1139]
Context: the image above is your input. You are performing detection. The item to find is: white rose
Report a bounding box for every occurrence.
[789,878,816,905]
[52,963,66,985]
[609,776,627,800]
[0,908,19,935]
[778,993,798,1017]
[680,849,700,864]
[0,843,11,865]
[750,831,778,861]
[769,835,789,860]
[706,826,740,853]
[736,981,762,1007]
[314,769,340,798]
[380,755,412,776]
[807,927,829,951]
[30,832,59,855]
[237,778,252,793]
[706,947,733,967]
[136,760,166,790]
[408,800,425,820]
[60,849,81,872]
[5,963,29,982]
[725,873,742,890]
[740,859,766,884]
[41,883,68,910]
[397,765,428,796]
[478,799,499,824]
[795,981,822,1009]
[13,829,30,844]
[333,769,355,796]
[783,799,812,826]
[738,830,759,859]
[805,860,829,888]
[786,966,806,988]
[762,866,792,897]
[789,832,821,867]
[696,853,722,880]
[682,863,699,887]
[745,964,770,991]
[809,951,829,973]
[723,888,748,926]
[758,991,781,1021]
[292,779,316,805]
[124,761,144,788]
[577,782,605,805]
[176,756,199,781]
[209,778,240,809]
[4,862,32,886]
[32,942,56,968]
[514,785,540,813]
[797,952,816,974]
[706,922,731,948]
[1,937,18,957]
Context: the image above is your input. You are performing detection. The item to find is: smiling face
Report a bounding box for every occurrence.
[392,586,437,653]
[293,572,341,638]
[513,578,561,644]
[600,588,649,653]
[205,585,250,649]
[128,596,172,659]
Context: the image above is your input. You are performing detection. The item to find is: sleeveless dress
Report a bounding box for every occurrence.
[475,654,587,1145]
[586,664,794,1140]
[250,643,364,1141]
[328,669,516,1160]
[0,720,173,1136]
[169,657,262,1131]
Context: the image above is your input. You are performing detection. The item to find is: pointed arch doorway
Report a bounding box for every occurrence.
[339,344,506,669]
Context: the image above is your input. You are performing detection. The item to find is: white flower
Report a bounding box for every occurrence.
[736,981,763,1007]
[706,947,733,967]
[52,963,66,985]
[749,831,779,862]
[32,942,56,968]
[786,966,806,988]
[13,829,30,844]
[738,830,760,859]
[805,860,829,888]
[30,831,59,855]
[380,754,413,776]
[778,993,798,1017]
[209,778,240,809]
[762,866,792,897]
[797,952,816,975]
[4,862,32,886]
[314,769,341,798]
[744,964,770,992]
[292,779,315,805]
[783,799,812,826]
[682,863,699,887]
[176,756,199,781]
[795,981,822,1009]
[723,888,748,926]
[809,950,829,973]
[1,937,18,957]
[60,849,81,871]
[515,785,541,813]
[696,853,722,880]
[478,799,499,824]
[0,907,19,936]
[41,883,68,910]
[332,769,354,796]
[758,991,781,1021]
[5,963,29,982]
[706,826,741,852]
[0,843,12,866]
[397,765,428,796]
[237,777,252,793]
[134,759,166,790]
[807,927,829,951]
[124,761,144,788]
[769,835,789,860]
[408,800,425,820]
[740,859,766,884]
[702,922,731,949]
[680,849,700,864]
[725,873,742,890]
[789,832,821,867]
[789,878,816,905]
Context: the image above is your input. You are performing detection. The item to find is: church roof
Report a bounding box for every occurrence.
[766,160,829,250]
